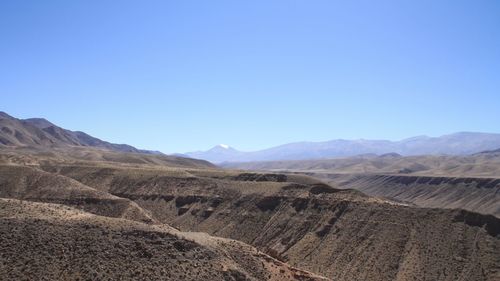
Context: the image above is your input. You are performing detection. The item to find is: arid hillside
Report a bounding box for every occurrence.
[312,173,500,218]
[224,153,500,218]
[27,158,499,281]
[223,153,500,178]
[0,134,499,280]
[0,111,215,169]
[0,145,215,169]
[0,163,155,223]
[0,198,325,281]
[0,111,145,153]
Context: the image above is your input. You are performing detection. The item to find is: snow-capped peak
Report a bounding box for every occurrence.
[218,144,230,149]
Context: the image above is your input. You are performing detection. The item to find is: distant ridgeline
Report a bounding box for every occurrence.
[183,132,500,163]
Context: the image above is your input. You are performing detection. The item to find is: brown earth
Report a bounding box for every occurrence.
[0,140,499,280]
[0,198,326,281]
[223,153,500,178]
[224,154,500,217]
[311,173,500,218]
[0,164,155,223]
[0,146,215,169]
[23,159,499,281]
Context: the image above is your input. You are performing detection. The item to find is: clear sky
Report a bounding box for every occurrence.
[1,0,499,153]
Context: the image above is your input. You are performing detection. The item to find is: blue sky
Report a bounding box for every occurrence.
[1,0,499,153]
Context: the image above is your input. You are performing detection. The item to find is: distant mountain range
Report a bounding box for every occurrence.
[183,133,500,163]
[0,111,161,154]
[3,111,500,164]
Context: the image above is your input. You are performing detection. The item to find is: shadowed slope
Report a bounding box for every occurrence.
[0,164,154,222]
[0,111,214,169]
[0,112,140,152]
[0,198,327,281]
[0,146,215,169]
[223,153,500,177]
[224,154,500,217]
[49,164,500,281]
[321,173,500,217]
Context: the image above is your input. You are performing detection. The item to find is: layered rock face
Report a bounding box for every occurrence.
[44,164,500,281]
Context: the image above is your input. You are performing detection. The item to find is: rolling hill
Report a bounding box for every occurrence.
[0,198,325,280]
[224,153,500,177]
[225,153,500,217]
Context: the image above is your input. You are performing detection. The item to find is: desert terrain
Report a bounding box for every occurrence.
[0,112,499,280]
[225,153,500,218]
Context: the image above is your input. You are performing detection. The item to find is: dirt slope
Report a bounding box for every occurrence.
[0,146,215,169]
[317,173,500,217]
[49,164,500,281]
[0,111,214,169]
[0,164,154,222]
[0,111,141,152]
[0,198,326,281]
[224,154,500,217]
[223,153,500,178]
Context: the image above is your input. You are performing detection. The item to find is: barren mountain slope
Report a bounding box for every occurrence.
[223,154,500,177]
[0,146,215,169]
[0,164,154,222]
[0,111,215,169]
[312,173,500,218]
[224,154,500,217]
[47,163,500,281]
[0,198,326,281]
[0,112,141,152]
